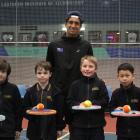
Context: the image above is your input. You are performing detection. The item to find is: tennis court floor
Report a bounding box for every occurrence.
[21,130,117,140]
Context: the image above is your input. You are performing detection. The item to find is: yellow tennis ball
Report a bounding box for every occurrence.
[83,100,92,107]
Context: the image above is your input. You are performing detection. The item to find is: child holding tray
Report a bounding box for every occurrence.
[0,58,22,140]
[67,55,109,140]
[22,61,66,140]
[110,63,140,140]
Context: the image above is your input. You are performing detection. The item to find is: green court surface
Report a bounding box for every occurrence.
[4,46,110,59]
[5,46,47,57]
[92,48,110,59]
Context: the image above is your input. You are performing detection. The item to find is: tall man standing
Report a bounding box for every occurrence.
[46,11,93,123]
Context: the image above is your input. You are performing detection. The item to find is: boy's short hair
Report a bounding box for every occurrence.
[65,11,84,25]
[35,61,52,74]
[80,55,97,69]
[117,63,134,74]
[0,58,11,76]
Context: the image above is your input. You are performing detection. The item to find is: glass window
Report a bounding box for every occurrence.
[88,31,102,47]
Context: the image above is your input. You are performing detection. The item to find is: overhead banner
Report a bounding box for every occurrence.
[0,0,140,25]
[0,0,85,7]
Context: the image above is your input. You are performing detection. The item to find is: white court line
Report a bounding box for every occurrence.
[57,131,116,140]
[57,132,69,140]
[22,129,69,140]
[1,41,140,45]
[105,131,116,134]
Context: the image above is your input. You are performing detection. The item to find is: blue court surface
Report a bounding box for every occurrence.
[20,130,117,140]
